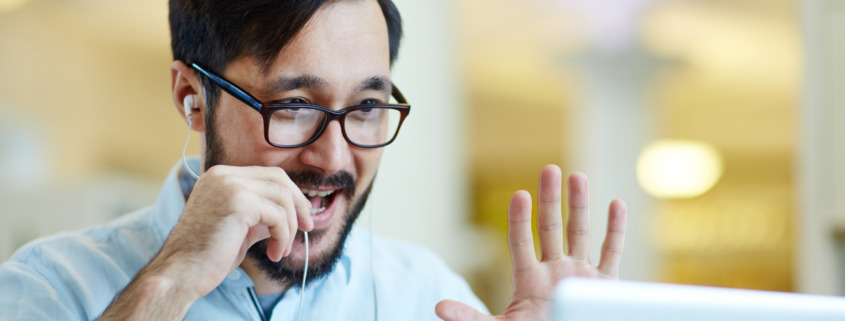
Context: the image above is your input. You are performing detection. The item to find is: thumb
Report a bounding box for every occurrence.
[435,300,488,321]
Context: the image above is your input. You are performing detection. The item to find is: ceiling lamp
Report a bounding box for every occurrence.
[637,139,723,199]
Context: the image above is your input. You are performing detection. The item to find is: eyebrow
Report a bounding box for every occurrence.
[271,75,329,92]
[357,76,392,93]
[267,74,392,95]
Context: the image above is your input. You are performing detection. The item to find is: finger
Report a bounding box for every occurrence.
[435,300,490,321]
[239,194,290,262]
[598,199,627,278]
[293,192,314,232]
[567,172,591,261]
[265,181,313,233]
[508,190,538,272]
[269,167,315,232]
[238,168,314,231]
[537,165,564,261]
[283,194,298,256]
[264,205,293,262]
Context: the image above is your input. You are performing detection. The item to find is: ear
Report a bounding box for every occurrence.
[171,60,206,132]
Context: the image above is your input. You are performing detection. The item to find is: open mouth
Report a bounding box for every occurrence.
[299,187,341,215]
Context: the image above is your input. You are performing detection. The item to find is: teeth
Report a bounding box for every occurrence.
[300,188,336,215]
[299,188,336,198]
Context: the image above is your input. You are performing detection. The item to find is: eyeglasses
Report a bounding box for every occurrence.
[191,63,411,149]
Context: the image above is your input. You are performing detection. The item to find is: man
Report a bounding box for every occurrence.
[0,0,628,320]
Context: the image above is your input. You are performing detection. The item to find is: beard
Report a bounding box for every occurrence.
[204,118,372,288]
[247,182,371,287]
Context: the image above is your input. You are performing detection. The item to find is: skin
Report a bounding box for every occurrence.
[435,167,628,321]
[175,0,392,296]
[100,1,389,319]
[100,0,628,319]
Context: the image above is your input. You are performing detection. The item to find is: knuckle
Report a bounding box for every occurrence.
[229,189,254,206]
[568,227,590,238]
[271,167,289,182]
[508,216,531,225]
[287,206,298,222]
[609,226,627,234]
[510,237,534,248]
[270,203,285,217]
[602,245,623,256]
[539,222,563,232]
[276,225,290,241]
[220,175,238,188]
[206,165,227,177]
[570,202,589,210]
[543,252,564,261]
[539,195,562,203]
[239,207,261,227]
[274,167,287,176]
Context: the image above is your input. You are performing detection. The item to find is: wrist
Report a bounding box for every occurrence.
[142,256,204,303]
[131,270,198,317]
[99,260,199,320]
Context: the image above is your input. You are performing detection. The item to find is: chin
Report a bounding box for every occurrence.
[244,179,372,286]
[290,223,342,264]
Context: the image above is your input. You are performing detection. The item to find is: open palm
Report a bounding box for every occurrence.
[436,165,628,321]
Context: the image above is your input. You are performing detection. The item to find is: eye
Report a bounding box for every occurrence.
[359,99,381,105]
[280,97,308,104]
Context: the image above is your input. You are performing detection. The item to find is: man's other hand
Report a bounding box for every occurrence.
[436,165,628,321]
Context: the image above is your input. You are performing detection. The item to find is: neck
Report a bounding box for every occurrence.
[241,257,292,295]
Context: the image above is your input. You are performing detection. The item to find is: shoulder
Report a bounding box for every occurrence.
[345,230,456,279]
[373,235,456,277]
[346,229,489,314]
[8,206,158,271]
[0,207,160,320]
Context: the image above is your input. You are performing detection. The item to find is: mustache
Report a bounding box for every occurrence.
[287,170,356,199]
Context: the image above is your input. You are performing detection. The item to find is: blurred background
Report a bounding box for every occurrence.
[0,0,843,314]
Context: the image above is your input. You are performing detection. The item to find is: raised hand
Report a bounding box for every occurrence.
[436,165,627,321]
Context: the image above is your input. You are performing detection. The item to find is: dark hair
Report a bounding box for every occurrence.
[169,0,403,139]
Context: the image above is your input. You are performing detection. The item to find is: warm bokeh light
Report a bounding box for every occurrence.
[0,0,29,14]
[637,140,723,199]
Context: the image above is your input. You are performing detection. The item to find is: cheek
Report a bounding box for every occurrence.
[213,100,278,165]
[353,149,383,192]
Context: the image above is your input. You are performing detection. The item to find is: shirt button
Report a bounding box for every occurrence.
[227,270,242,281]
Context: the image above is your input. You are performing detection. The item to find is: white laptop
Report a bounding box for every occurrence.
[549,278,845,321]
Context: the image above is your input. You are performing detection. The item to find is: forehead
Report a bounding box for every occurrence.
[228,0,391,92]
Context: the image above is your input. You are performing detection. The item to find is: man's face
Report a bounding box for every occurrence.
[201,0,391,282]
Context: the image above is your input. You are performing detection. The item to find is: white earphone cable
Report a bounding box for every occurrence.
[182,116,201,180]
[370,197,378,321]
[183,115,309,319]
[297,231,309,321]
[182,114,346,321]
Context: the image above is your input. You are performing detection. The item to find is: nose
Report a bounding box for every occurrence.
[299,120,352,175]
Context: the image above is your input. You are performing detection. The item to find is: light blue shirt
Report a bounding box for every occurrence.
[0,161,487,320]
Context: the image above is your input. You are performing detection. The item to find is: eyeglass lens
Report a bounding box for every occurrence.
[267,107,403,147]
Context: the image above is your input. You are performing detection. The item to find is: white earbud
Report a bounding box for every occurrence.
[183,95,195,117]
[181,94,201,180]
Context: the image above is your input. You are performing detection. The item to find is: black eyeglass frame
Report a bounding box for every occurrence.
[191,63,411,149]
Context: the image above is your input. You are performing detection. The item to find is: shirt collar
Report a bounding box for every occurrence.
[149,159,195,247]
